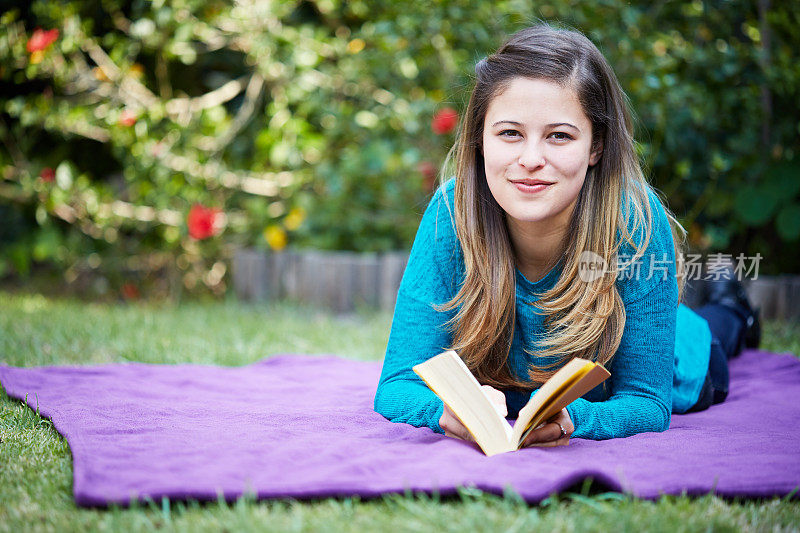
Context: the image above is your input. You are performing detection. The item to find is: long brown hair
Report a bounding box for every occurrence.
[436,24,686,390]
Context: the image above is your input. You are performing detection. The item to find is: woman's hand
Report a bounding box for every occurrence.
[439,385,507,441]
[520,408,574,447]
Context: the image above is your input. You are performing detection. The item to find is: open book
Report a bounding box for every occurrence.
[413,350,610,456]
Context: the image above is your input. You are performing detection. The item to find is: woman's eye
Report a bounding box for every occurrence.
[549,131,573,141]
[499,129,521,138]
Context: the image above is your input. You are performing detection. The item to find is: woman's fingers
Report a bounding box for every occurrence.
[521,409,574,447]
[481,385,508,418]
[521,422,563,447]
[528,436,570,447]
[442,402,575,449]
[440,385,509,443]
[439,403,474,441]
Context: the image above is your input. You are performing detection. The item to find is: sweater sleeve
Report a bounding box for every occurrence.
[373,181,460,434]
[565,186,679,439]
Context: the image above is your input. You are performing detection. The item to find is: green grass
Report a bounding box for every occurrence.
[1,290,799,532]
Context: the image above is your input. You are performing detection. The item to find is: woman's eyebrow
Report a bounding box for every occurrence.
[547,122,580,132]
[490,120,581,132]
[490,120,523,128]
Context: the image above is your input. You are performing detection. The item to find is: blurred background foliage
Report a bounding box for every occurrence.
[1,0,798,299]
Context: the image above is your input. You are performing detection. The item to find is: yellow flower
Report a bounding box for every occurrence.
[284,207,305,231]
[129,63,145,79]
[30,50,44,64]
[347,38,365,54]
[263,225,288,250]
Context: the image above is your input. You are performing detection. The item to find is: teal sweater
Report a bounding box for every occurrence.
[374,178,711,440]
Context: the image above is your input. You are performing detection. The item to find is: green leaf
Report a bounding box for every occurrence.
[705,224,731,249]
[733,186,777,226]
[763,161,800,201]
[776,204,800,241]
[32,227,61,261]
[9,243,30,276]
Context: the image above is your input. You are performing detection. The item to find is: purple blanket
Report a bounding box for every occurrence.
[1,349,798,507]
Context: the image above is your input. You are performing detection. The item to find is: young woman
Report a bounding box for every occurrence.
[374,24,760,447]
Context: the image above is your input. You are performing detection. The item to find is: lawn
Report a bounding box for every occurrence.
[1,290,799,532]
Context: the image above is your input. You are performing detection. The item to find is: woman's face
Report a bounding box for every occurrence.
[482,77,600,231]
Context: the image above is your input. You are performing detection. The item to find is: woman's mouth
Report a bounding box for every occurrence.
[510,179,553,194]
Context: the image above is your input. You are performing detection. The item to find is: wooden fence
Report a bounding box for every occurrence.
[233,248,799,320]
[232,248,408,313]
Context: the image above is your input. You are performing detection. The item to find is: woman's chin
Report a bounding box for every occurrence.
[503,209,552,225]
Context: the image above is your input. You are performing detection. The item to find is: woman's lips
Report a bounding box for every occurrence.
[510,179,553,194]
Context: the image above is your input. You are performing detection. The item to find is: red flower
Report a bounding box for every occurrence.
[416,160,436,179]
[27,28,59,53]
[187,204,221,240]
[416,160,437,191]
[119,109,138,127]
[40,167,55,182]
[121,283,140,300]
[431,107,458,135]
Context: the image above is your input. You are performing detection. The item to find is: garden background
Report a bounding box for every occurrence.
[2,1,800,531]
[1,0,799,300]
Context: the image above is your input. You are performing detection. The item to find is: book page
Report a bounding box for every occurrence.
[413,351,515,456]
[528,364,611,429]
[510,358,605,445]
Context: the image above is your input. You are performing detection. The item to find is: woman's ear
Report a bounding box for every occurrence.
[589,141,603,167]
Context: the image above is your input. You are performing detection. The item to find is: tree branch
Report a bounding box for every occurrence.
[199,73,265,154]
[155,47,173,100]
[81,38,159,109]
[164,74,251,116]
[154,146,298,197]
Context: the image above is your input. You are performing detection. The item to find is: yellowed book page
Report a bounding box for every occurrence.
[532,364,611,425]
[510,359,594,445]
[514,363,611,447]
[413,351,514,456]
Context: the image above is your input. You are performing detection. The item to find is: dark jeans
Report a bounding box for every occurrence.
[685,303,746,413]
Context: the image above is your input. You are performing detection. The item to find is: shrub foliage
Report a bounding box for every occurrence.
[1,0,798,296]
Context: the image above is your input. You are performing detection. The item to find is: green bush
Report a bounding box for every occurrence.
[1,0,798,297]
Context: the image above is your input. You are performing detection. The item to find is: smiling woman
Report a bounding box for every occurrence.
[374,24,760,449]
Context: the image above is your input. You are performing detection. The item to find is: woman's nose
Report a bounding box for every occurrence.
[517,140,546,170]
